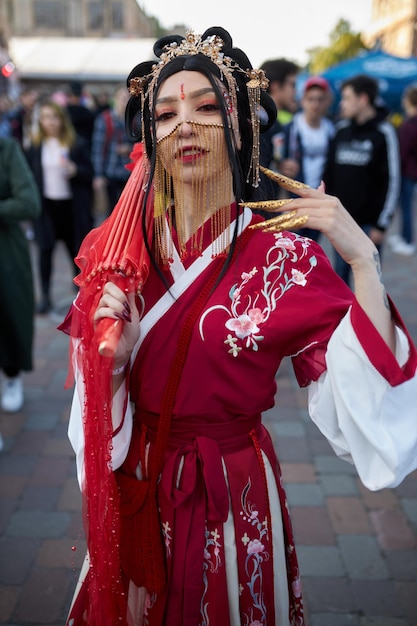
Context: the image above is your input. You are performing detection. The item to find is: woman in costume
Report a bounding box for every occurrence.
[64,27,417,626]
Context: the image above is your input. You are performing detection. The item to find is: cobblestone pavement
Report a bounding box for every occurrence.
[1,216,416,625]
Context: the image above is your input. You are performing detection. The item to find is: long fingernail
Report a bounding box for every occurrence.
[259,166,310,192]
[242,199,294,211]
[250,210,298,230]
[115,311,132,323]
[261,214,309,233]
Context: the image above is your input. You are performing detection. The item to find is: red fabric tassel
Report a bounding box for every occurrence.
[59,144,153,625]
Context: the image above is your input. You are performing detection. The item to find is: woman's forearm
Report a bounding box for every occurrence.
[351,249,396,352]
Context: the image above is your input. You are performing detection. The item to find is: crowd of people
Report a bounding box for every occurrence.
[0,81,135,306]
[259,60,415,279]
[0,81,133,412]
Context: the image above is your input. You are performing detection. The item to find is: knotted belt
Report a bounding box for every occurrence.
[135,410,265,624]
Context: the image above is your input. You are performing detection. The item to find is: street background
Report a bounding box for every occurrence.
[0,208,416,625]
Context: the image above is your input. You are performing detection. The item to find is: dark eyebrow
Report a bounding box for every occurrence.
[155,87,216,105]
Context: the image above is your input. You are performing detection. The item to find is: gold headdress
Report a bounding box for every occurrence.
[129,32,238,108]
[127,30,269,188]
[126,30,271,266]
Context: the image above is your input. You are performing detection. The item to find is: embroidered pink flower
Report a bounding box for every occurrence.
[292,577,302,598]
[274,234,296,250]
[249,510,259,520]
[241,267,257,280]
[225,315,259,339]
[248,308,264,325]
[291,268,307,286]
[247,538,265,555]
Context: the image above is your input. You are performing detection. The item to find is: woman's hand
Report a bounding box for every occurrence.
[280,182,378,272]
[249,168,395,351]
[61,157,77,178]
[281,182,395,350]
[93,281,140,369]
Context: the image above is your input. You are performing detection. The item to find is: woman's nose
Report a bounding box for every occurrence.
[178,120,193,137]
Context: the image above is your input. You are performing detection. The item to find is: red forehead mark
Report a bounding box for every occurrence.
[180,83,185,100]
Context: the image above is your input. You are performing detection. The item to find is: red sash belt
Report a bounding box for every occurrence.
[132,411,265,624]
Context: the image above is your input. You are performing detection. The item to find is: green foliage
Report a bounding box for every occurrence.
[307,19,369,74]
[146,16,166,38]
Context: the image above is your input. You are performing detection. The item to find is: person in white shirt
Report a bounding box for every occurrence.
[26,101,94,313]
[284,76,335,240]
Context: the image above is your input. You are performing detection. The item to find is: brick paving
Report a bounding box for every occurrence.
[1,213,417,625]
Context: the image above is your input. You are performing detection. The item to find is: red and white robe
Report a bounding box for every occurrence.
[67,206,417,626]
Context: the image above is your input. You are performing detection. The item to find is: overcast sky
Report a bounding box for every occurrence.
[136,0,374,67]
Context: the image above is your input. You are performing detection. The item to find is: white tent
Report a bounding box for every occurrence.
[8,36,157,83]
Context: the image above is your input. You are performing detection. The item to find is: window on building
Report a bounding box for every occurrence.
[112,2,124,30]
[33,0,66,29]
[89,1,104,30]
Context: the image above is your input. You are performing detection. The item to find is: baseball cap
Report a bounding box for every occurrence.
[303,76,330,93]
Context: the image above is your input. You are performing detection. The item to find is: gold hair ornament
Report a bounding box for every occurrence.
[128,76,149,97]
[246,69,269,187]
[127,30,269,187]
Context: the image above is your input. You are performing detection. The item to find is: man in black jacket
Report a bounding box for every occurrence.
[323,74,400,285]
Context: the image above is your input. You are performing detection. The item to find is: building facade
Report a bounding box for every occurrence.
[0,0,160,95]
[0,0,154,39]
[364,0,417,57]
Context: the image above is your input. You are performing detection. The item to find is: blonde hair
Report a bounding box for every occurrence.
[32,100,76,148]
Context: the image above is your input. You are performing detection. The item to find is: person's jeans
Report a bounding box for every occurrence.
[334,224,382,287]
[399,176,415,244]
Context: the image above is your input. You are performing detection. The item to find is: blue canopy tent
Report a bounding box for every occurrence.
[320,49,417,115]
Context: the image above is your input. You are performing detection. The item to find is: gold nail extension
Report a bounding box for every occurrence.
[260,214,309,233]
[240,198,294,211]
[259,166,310,192]
[249,210,298,230]
[250,214,309,233]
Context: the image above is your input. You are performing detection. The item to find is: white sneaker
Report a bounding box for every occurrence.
[392,241,416,256]
[387,233,404,249]
[1,375,24,413]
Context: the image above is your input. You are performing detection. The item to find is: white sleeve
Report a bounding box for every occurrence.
[68,370,133,489]
[308,311,417,491]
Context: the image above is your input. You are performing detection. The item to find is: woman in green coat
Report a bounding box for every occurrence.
[0,137,41,413]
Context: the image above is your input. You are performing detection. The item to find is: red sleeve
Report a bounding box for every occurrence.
[287,241,354,387]
[351,297,417,386]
